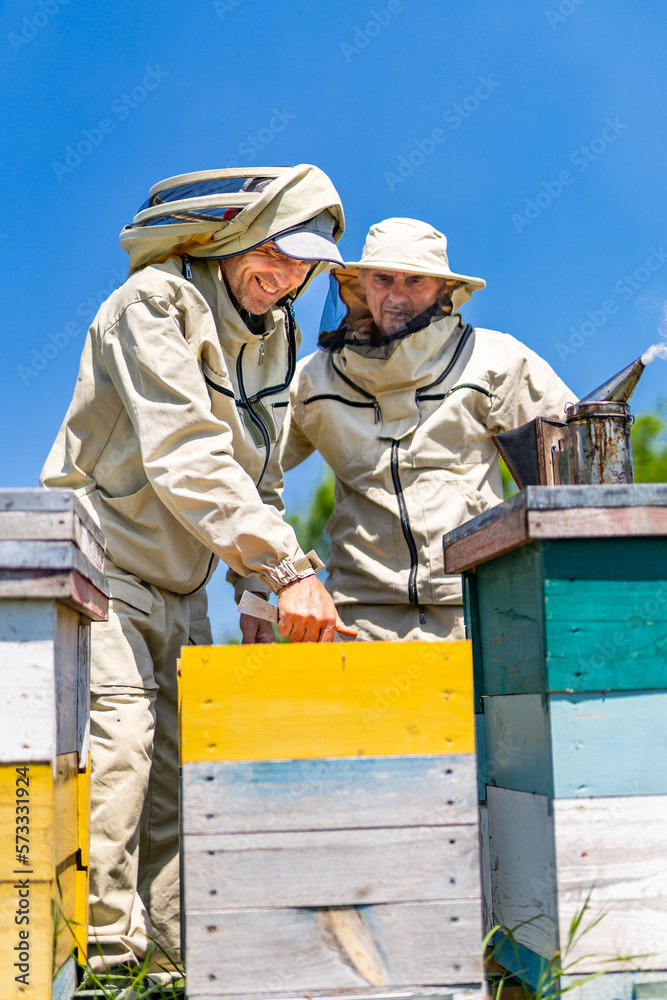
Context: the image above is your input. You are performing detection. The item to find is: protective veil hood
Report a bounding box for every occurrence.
[318,217,485,356]
[119,164,345,293]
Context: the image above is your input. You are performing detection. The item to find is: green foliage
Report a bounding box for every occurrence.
[286,464,336,562]
[632,405,667,482]
[500,456,520,499]
[284,408,667,560]
[73,924,185,998]
[484,889,651,999]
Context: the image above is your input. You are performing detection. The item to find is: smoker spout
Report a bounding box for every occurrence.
[576,356,645,405]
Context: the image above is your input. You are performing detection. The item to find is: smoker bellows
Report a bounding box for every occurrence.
[494,355,645,487]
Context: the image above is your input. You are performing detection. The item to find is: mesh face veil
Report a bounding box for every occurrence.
[317,218,485,359]
[318,271,462,360]
[118,165,345,285]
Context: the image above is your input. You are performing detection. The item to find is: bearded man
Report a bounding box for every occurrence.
[284,217,573,641]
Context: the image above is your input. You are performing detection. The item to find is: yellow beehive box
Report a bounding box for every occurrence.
[180,641,484,1000]
[0,489,108,999]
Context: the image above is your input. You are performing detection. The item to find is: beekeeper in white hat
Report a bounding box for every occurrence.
[284,217,573,641]
[41,164,356,980]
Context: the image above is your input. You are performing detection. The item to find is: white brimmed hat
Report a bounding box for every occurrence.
[337,217,485,295]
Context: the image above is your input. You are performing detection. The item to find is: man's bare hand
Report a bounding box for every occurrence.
[278,575,358,643]
[240,612,275,644]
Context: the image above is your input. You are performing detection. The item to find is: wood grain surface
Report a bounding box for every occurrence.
[186,902,484,996]
[180,642,474,761]
[184,824,480,910]
[182,753,478,834]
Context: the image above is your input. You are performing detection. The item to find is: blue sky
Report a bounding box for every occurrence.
[1,0,665,638]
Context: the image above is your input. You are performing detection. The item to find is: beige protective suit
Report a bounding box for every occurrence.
[40,165,344,974]
[284,219,573,641]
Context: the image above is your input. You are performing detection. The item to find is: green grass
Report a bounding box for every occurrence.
[484,891,651,999]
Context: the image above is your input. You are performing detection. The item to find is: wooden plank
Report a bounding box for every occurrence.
[485,786,558,956]
[475,546,545,696]
[180,643,474,762]
[559,971,667,1000]
[55,605,79,757]
[0,540,108,594]
[444,507,527,574]
[0,511,105,572]
[52,957,78,1000]
[182,754,478,835]
[478,803,493,936]
[525,483,667,509]
[554,794,667,971]
[184,824,480,909]
[462,573,484,713]
[186,902,483,996]
[0,569,109,621]
[73,865,88,962]
[550,692,667,797]
[0,488,106,548]
[0,600,56,642]
[77,624,91,768]
[443,485,667,571]
[0,641,56,763]
[481,695,552,796]
[77,760,90,868]
[53,860,78,971]
[53,753,78,869]
[544,538,667,581]
[528,504,667,540]
[545,578,667,692]
[189,988,485,1000]
[0,879,55,1000]
[0,762,54,879]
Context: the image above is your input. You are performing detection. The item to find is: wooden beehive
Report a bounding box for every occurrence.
[444,483,667,1000]
[180,641,484,1000]
[0,489,108,1000]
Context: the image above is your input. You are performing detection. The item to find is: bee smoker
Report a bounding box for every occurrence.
[493,356,645,488]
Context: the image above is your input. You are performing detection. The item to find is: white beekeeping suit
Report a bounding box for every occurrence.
[284,218,574,641]
[41,165,345,978]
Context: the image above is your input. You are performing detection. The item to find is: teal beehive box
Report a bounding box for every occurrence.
[444,484,667,1000]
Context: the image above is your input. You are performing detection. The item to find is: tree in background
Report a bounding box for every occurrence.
[289,408,667,549]
[632,406,667,482]
[287,467,336,563]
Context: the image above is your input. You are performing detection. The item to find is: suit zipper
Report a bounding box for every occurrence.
[390,439,423,621]
[237,345,271,485]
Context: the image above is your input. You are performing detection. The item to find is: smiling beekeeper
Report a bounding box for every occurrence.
[283,217,574,641]
[40,164,356,979]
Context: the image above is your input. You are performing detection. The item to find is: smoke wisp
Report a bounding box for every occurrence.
[641,303,667,364]
[641,342,667,365]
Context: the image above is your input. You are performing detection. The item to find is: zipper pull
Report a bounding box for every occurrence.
[258,336,265,366]
[184,257,192,280]
[419,605,426,626]
[374,402,380,423]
